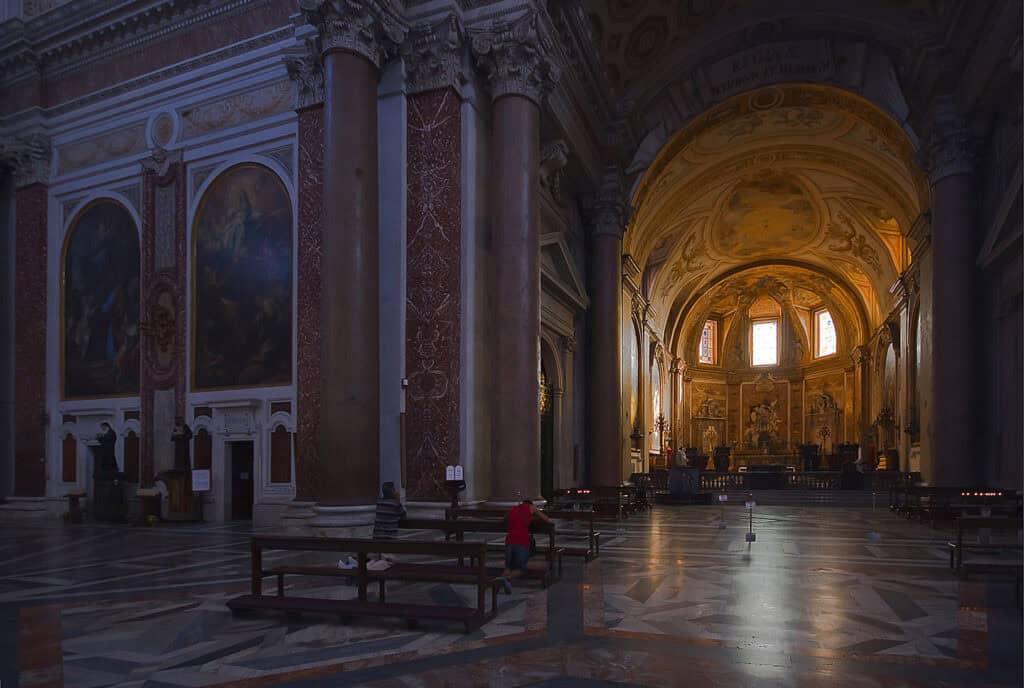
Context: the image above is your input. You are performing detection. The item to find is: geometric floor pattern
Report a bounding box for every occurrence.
[3,503,1020,687]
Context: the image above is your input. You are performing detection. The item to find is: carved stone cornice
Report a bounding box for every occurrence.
[0,133,51,188]
[908,212,932,259]
[922,96,975,183]
[468,9,560,105]
[402,13,465,94]
[284,38,325,109]
[299,0,407,69]
[140,147,183,177]
[539,139,569,205]
[591,167,628,239]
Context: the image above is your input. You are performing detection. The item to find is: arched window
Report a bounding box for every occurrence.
[751,319,778,366]
[815,309,837,357]
[699,320,716,364]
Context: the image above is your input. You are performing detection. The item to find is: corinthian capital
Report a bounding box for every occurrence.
[592,167,629,238]
[285,38,325,109]
[299,0,407,69]
[468,10,560,105]
[0,133,51,188]
[402,13,465,94]
[922,96,974,183]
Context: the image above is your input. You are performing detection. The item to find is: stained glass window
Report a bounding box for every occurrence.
[699,320,716,364]
[816,309,836,357]
[751,320,778,366]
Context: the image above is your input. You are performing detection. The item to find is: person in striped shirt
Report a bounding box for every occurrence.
[372,482,406,563]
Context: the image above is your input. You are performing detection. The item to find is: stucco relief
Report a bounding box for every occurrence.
[824,210,882,273]
[58,124,147,174]
[181,81,291,139]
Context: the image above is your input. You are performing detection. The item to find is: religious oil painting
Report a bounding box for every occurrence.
[712,171,819,259]
[193,163,292,389]
[63,200,141,398]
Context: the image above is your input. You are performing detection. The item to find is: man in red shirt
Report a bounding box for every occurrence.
[501,500,551,593]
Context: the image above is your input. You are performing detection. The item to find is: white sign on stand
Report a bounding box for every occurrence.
[445,466,455,481]
[454,465,464,481]
[192,469,211,492]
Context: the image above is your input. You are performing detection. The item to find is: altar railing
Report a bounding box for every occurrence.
[698,471,915,491]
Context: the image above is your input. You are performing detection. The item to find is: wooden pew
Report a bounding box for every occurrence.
[226,535,502,633]
[947,516,1023,606]
[399,518,563,585]
[444,507,601,561]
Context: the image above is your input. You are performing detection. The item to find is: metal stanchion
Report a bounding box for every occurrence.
[745,492,756,543]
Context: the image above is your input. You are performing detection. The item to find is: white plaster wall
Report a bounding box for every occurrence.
[460,78,491,502]
[378,60,408,498]
[37,31,307,522]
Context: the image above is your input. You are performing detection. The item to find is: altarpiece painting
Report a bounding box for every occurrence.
[63,200,140,398]
[193,163,292,389]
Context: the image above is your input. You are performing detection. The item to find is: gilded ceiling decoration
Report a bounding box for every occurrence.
[628,84,926,343]
[711,172,819,259]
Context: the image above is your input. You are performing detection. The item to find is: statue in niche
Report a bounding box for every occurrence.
[702,424,719,456]
[92,422,120,480]
[171,417,193,471]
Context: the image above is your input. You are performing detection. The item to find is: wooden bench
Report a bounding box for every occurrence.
[226,535,502,633]
[910,488,1020,528]
[947,516,1023,606]
[445,507,601,561]
[399,518,563,585]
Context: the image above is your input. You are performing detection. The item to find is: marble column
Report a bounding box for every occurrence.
[471,11,558,503]
[301,0,405,507]
[589,170,627,486]
[140,149,186,488]
[285,39,326,503]
[924,100,977,486]
[1,134,50,497]
[403,17,465,501]
[852,346,873,463]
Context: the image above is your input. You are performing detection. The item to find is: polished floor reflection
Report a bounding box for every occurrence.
[2,504,1020,687]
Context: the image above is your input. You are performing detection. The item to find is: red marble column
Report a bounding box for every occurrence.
[295,104,325,502]
[490,93,541,502]
[13,183,47,496]
[405,87,461,501]
[318,49,380,505]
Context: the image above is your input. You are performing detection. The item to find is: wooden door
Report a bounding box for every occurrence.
[230,441,254,520]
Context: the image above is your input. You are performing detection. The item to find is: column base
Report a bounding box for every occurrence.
[278,500,375,537]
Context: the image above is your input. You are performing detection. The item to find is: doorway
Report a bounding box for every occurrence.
[229,441,254,520]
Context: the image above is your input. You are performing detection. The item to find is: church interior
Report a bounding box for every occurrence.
[0,0,1021,685]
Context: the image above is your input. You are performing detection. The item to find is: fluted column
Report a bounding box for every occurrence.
[1,134,50,497]
[923,98,977,486]
[301,0,405,506]
[471,11,558,502]
[590,170,627,486]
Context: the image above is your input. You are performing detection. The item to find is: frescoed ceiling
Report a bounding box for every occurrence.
[626,84,927,345]
[586,0,939,103]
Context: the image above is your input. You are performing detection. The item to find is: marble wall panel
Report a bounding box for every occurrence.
[405,88,461,501]
[14,184,47,496]
[295,106,324,502]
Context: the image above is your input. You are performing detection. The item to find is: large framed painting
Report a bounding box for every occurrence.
[63,199,141,398]
[192,163,292,390]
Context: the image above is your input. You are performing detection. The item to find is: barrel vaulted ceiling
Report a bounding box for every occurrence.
[624,84,929,351]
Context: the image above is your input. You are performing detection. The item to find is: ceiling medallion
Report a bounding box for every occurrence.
[750,86,784,111]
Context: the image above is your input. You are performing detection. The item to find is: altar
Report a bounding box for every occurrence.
[731,449,800,471]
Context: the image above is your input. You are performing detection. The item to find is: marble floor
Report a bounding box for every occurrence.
[1,504,1020,687]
